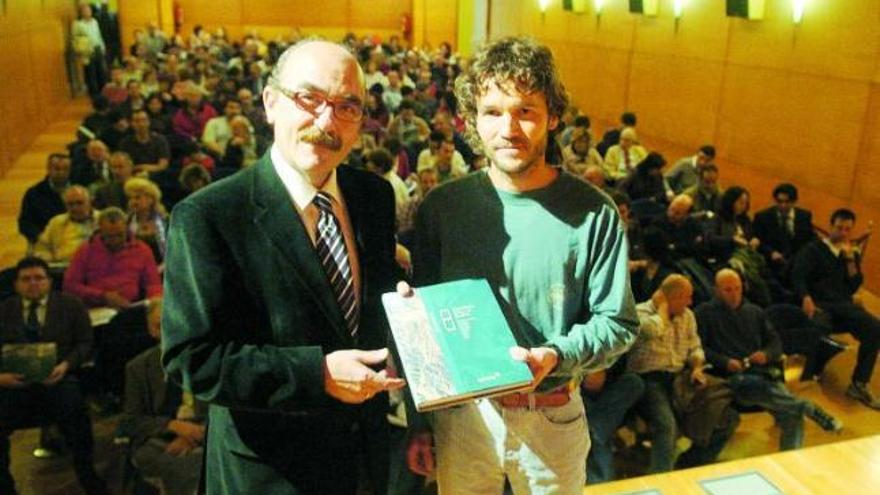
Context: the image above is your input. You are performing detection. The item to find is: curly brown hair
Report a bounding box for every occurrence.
[454,37,569,153]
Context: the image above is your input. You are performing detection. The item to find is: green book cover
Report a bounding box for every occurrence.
[1,343,57,383]
[382,279,534,412]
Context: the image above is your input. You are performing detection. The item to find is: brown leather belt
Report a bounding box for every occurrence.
[496,385,572,409]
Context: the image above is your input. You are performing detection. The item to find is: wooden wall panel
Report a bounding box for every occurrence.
[627,53,722,150]
[0,0,74,175]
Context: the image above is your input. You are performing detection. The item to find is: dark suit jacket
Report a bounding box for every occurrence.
[753,206,816,260]
[0,291,93,370]
[123,345,207,449]
[161,154,397,494]
[18,178,66,243]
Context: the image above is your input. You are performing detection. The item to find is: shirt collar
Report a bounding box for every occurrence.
[270,143,341,211]
[823,238,841,257]
[21,294,49,311]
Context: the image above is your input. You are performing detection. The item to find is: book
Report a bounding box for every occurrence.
[1,343,57,383]
[382,279,534,412]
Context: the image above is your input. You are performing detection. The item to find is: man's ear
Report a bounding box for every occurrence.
[548,114,559,132]
[262,87,277,125]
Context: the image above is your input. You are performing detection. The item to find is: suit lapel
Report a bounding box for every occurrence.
[250,157,350,343]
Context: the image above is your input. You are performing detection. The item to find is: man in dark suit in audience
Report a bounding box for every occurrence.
[123,301,204,495]
[792,208,880,410]
[753,183,816,279]
[18,154,70,248]
[0,257,106,495]
[161,40,404,494]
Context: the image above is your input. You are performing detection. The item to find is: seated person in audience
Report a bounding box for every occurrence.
[753,183,817,280]
[172,81,217,142]
[429,138,466,184]
[63,207,162,309]
[19,153,70,247]
[0,257,107,495]
[431,110,475,164]
[180,140,216,175]
[665,145,715,195]
[33,186,99,265]
[220,115,258,169]
[93,151,133,209]
[696,269,843,451]
[617,151,672,204]
[125,178,169,263]
[610,191,644,261]
[178,163,211,196]
[71,139,111,187]
[366,148,410,222]
[118,109,171,174]
[707,186,771,306]
[383,70,404,113]
[387,99,430,158]
[97,110,131,151]
[650,194,707,261]
[237,87,270,141]
[145,93,172,136]
[792,208,880,409]
[119,79,146,117]
[597,111,636,157]
[683,164,722,214]
[628,275,738,472]
[630,227,678,303]
[101,67,129,106]
[398,167,438,240]
[561,126,602,177]
[582,364,644,484]
[558,113,590,148]
[583,164,612,192]
[416,131,467,173]
[602,126,647,182]
[201,98,242,157]
[122,301,204,495]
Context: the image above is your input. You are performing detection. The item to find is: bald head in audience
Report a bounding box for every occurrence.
[714,268,743,310]
[667,194,693,225]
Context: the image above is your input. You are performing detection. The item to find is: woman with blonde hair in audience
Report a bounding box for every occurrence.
[562,126,603,176]
[125,177,168,263]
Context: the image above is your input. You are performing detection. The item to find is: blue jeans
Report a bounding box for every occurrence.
[637,372,737,473]
[727,372,809,450]
[584,373,644,484]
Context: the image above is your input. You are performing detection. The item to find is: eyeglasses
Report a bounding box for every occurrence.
[272,84,364,123]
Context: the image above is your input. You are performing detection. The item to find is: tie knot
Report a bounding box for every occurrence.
[313,192,334,213]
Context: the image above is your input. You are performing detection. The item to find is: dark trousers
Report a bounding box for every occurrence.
[0,377,97,494]
[96,307,154,397]
[584,373,644,484]
[819,301,880,384]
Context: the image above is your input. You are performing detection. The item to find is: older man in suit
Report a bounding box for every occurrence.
[161,40,405,495]
[0,257,106,495]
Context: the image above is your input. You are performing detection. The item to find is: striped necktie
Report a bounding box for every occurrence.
[313,192,359,338]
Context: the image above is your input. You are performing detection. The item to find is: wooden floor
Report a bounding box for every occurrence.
[2,99,879,494]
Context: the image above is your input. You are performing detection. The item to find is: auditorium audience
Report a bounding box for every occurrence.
[562,125,602,177]
[118,109,171,174]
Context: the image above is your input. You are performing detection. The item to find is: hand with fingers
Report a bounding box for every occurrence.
[323,348,406,403]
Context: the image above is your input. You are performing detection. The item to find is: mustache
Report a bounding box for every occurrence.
[299,127,342,151]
